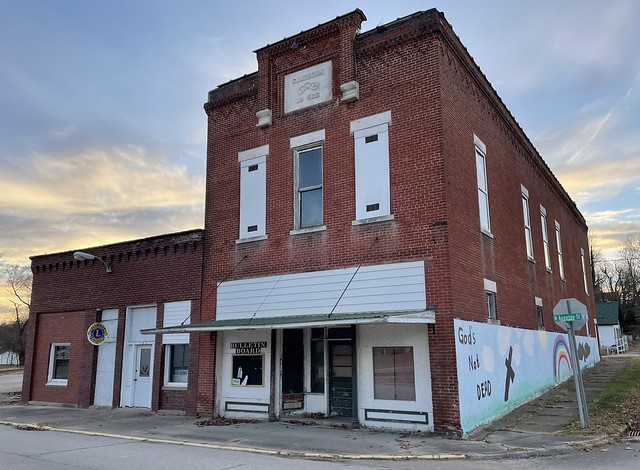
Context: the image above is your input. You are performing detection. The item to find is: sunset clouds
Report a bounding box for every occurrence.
[1,0,639,320]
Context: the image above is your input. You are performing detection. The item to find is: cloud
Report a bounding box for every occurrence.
[0,145,204,264]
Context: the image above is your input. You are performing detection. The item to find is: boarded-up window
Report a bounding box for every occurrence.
[373,347,415,401]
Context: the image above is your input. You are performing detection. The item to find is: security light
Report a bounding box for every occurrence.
[73,251,112,273]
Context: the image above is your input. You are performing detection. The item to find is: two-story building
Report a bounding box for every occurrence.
[24,9,599,435]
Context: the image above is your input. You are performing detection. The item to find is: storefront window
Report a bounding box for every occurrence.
[166,344,189,385]
[373,346,415,401]
[310,328,325,393]
[232,355,264,386]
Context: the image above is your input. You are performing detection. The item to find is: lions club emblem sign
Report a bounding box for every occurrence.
[87,322,109,345]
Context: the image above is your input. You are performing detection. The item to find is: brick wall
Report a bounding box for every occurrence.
[23,230,203,413]
[201,9,595,433]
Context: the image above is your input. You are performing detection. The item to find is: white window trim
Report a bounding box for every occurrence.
[535,297,544,329]
[475,135,491,236]
[521,185,534,261]
[238,144,269,162]
[350,111,391,134]
[290,129,325,149]
[581,247,589,296]
[164,344,189,389]
[484,278,498,323]
[47,343,70,386]
[292,140,324,230]
[555,220,565,281]
[540,205,552,272]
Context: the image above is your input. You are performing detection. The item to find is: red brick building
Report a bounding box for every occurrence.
[24,9,597,435]
[23,230,203,414]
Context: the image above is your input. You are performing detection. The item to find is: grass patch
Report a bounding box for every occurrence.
[566,358,640,435]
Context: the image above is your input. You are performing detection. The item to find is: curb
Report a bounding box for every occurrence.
[0,421,468,461]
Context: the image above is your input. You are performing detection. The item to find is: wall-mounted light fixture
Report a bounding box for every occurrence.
[73,251,112,273]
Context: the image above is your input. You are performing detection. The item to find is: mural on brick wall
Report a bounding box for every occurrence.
[454,319,599,434]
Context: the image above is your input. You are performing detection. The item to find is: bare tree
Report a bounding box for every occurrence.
[0,255,31,365]
[598,233,640,331]
[589,234,605,300]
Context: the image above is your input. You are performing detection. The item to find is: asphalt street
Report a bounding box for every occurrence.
[1,425,639,470]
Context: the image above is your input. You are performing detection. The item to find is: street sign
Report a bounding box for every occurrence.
[552,298,590,428]
[553,298,587,331]
[552,313,583,322]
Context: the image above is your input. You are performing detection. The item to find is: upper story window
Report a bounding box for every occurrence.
[351,111,392,222]
[238,145,268,241]
[296,146,323,228]
[555,220,565,281]
[47,343,70,386]
[474,135,491,235]
[581,247,589,295]
[291,129,325,231]
[521,185,534,261]
[540,205,552,271]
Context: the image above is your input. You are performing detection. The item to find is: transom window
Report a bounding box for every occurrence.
[295,146,323,228]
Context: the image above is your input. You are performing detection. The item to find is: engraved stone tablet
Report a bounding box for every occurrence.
[284,61,332,113]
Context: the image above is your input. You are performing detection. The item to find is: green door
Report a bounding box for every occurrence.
[329,342,352,417]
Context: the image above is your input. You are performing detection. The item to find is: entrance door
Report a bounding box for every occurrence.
[132,344,153,407]
[329,342,352,417]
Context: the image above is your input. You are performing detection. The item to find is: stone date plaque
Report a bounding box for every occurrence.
[284,61,332,113]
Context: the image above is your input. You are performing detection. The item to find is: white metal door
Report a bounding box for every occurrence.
[132,344,153,407]
[94,309,118,407]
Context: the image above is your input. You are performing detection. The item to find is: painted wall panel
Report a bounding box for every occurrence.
[217,261,426,320]
[163,301,191,344]
[239,154,267,239]
[454,319,600,434]
[354,123,390,220]
[358,324,433,431]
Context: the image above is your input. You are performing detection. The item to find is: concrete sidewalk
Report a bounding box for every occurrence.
[0,343,638,461]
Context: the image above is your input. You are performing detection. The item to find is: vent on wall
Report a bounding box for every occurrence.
[247,225,258,233]
[366,203,380,212]
[365,134,378,144]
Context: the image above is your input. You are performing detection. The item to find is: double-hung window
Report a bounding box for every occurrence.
[291,130,325,231]
[47,343,70,386]
[540,205,551,271]
[555,221,565,280]
[474,135,491,234]
[581,247,589,295]
[521,185,534,260]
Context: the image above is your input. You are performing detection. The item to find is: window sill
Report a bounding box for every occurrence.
[486,318,500,325]
[290,225,326,236]
[528,257,536,263]
[46,380,68,387]
[481,229,494,238]
[162,384,188,391]
[352,214,395,226]
[546,268,552,274]
[235,235,268,245]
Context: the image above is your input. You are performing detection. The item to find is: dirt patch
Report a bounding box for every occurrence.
[195,417,258,427]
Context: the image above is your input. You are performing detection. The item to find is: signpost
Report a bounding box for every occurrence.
[553,298,589,428]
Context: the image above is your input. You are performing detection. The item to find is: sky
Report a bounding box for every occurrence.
[1,0,639,319]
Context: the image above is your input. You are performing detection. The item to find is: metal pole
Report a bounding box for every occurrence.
[567,320,589,427]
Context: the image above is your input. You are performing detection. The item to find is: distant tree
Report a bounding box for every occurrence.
[598,233,640,331]
[0,255,31,365]
[589,235,605,300]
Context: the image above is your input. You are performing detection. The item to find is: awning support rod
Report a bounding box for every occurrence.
[328,237,378,318]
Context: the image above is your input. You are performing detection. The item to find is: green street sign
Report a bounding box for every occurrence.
[553,313,583,322]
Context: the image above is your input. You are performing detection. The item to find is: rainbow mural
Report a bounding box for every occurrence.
[553,336,572,382]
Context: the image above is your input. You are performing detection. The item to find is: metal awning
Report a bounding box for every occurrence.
[141,309,435,335]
